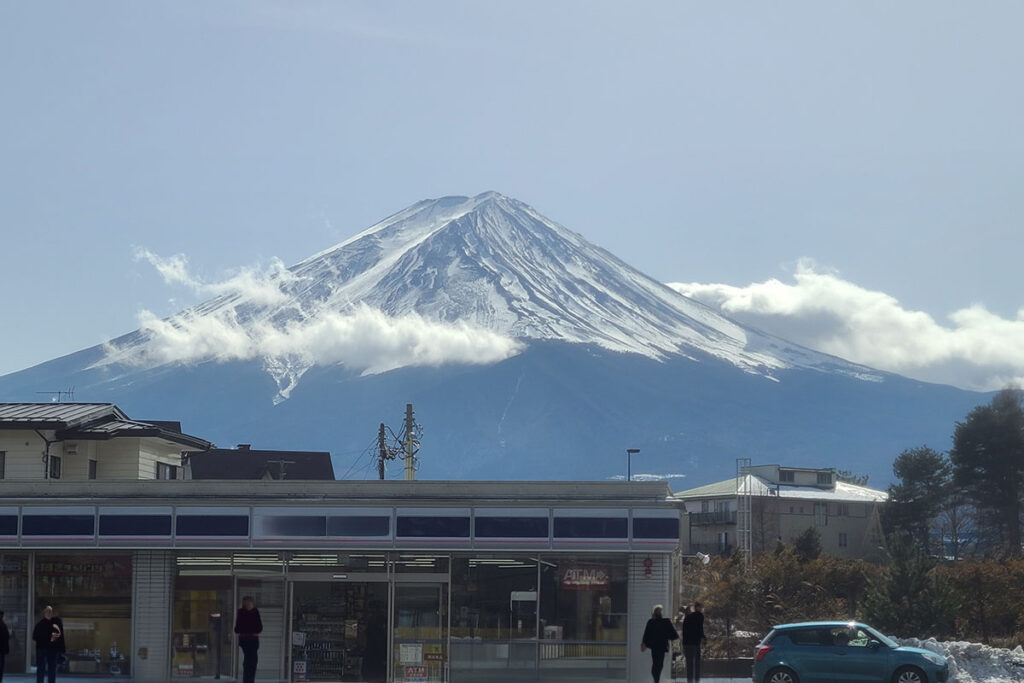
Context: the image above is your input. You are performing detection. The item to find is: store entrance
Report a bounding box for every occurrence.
[392,583,447,683]
[291,581,388,682]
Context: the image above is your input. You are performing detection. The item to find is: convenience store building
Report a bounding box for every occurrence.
[0,480,682,683]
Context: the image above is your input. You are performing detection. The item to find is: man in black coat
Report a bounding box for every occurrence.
[641,604,679,682]
[32,605,64,683]
[234,596,263,683]
[681,601,707,683]
[0,609,9,682]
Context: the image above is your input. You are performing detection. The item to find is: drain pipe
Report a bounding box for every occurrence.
[35,430,58,479]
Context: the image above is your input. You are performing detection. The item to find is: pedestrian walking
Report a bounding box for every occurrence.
[234,596,263,683]
[641,604,679,682]
[32,605,63,683]
[0,609,10,682]
[681,601,707,683]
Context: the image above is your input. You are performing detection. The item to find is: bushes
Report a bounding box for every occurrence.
[680,546,1023,647]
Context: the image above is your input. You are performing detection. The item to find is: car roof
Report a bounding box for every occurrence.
[773,621,868,630]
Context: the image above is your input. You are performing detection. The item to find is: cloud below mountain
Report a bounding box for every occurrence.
[106,250,524,375]
[669,261,1024,392]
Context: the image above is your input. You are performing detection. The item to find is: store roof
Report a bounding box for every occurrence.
[674,473,887,503]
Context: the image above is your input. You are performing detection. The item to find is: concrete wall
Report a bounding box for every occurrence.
[133,551,174,682]
[627,553,673,683]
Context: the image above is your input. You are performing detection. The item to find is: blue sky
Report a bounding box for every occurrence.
[1,2,1022,389]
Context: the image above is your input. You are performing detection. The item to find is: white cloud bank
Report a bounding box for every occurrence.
[105,250,523,377]
[669,261,1024,392]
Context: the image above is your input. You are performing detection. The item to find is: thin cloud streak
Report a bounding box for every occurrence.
[669,261,1024,392]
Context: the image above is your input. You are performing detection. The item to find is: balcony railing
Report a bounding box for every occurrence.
[689,511,737,526]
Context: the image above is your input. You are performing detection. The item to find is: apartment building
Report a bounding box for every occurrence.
[675,465,887,559]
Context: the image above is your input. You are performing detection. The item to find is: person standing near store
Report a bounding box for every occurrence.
[681,601,707,683]
[32,605,62,683]
[0,609,10,681]
[234,596,262,683]
[640,604,679,683]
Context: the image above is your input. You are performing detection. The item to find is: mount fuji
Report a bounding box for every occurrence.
[0,192,985,485]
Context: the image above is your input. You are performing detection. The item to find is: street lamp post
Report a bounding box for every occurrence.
[626,448,640,481]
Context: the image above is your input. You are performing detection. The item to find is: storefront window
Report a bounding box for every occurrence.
[171,575,233,679]
[538,555,627,682]
[0,554,28,673]
[35,554,132,677]
[450,556,538,681]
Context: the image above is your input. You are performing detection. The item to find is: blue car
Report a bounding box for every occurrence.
[753,621,949,683]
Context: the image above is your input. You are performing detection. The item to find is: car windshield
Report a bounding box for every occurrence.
[861,624,899,649]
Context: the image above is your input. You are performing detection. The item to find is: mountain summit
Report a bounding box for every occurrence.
[2,192,981,485]
[105,191,878,399]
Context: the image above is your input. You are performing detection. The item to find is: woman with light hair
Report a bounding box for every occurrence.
[641,603,679,682]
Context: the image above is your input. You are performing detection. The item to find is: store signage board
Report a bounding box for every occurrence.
[400,643,422,664]
[403,665,427,683]
[560,566,609,590]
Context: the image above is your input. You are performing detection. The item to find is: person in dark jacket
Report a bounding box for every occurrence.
[234,596,263,683]
[0,609,10,682]
[32,605,64,683]
[641,604,679,682]
[681,601,707,683]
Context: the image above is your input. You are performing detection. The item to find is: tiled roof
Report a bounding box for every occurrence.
[0,403,210,450]
[0,403,123,428]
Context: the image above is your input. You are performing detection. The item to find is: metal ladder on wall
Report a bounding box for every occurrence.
[736,457,752,566]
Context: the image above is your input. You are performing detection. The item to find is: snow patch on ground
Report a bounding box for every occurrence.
[898,637,1024,683]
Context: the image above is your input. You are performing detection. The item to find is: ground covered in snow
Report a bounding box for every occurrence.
[898,638,1024,682]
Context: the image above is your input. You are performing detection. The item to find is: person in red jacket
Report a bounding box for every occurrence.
[234,596,263,683]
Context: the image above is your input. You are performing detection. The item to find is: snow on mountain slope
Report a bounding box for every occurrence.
[102,192,881,399]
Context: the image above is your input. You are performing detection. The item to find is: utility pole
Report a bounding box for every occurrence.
[378,423,389,480]
[404,403,416,481]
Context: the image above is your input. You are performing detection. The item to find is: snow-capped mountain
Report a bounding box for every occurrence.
[103,191,878,399]
[0,192,986,485]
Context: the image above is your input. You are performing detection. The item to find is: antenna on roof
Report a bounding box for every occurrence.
[36,387,75,402]
[266,459,296,480]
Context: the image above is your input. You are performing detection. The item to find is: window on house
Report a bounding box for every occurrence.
[836,503,849,516]
[814,503,827,526]
[838,532,848,548]
[88,460,97,480]
[718,531,730,552]
[0,451,5,479]
[817,472,832,485]
[156,462,179,480]
[48,455,61,479]
[779,470,795,483]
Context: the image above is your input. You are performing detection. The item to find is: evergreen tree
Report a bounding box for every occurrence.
[950,388,1024,556]
[863,534,959,637]
[885,446,952,554]
[793,526,822,562]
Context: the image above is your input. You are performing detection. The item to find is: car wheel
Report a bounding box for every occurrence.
[765,666,799,683]
[893,666,927,683]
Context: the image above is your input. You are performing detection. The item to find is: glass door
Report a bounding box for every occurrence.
[291,581,389,682]
[392,583,447,683]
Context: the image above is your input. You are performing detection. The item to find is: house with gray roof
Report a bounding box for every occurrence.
[0,402,210,481]
[675,464,887,559]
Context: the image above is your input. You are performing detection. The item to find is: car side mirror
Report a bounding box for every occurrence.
[868,640,882,650]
